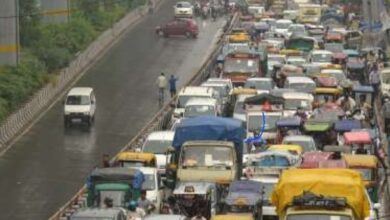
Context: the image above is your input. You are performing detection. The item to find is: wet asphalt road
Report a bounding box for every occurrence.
[0,0,226,219]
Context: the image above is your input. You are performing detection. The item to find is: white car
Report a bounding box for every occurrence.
[380,67,390,98]
[286,24,307,38]
[174,1,193,18]
[244,77,275,94]
[282,92,314,117]
[284,76,316,94]
[274,19,293,36]
[138,167,165,212]
[64,87,96,128]
[308,50,333,66]
[183,97,219,118]
[282,135,317,152]
[286,56,307,66]
[141,131,174,177]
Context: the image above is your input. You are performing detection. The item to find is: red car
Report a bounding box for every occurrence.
[156,19,199,38]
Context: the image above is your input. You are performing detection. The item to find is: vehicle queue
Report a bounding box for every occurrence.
[62,0,389,219]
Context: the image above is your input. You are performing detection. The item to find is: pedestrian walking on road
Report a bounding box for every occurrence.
[157,72,167,105]
[369,64,380,106]
[169,75,179,98]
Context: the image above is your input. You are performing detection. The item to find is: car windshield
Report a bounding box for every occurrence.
[276,22,291,29]
[224,59,259,73]
[252,155,290,167]
[66,95,90,105]
[143,140,172,154]
[284,99,312,110]
[268,56,285,63]
[283,140,314,152]
[355,168,373,181]
[287,83,315,93]
[142,174,156,190]
[234,101,246,114]
[177,95,209,108]
[247,114,281,132]
[324,43,344,53]
[99,190,126,208]
[176,2,191,8]
[244,80,273,90]
[288,215,351,220]
[181,146,233,168]
[203,85,229,97]
[312,53,332,63]
[184,105,216,118]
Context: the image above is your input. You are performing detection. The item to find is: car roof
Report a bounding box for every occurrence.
[276,19,293,23]
[286,76,315,83]
[282,92,314,100]
[185,97,217,106]
[283,135,313,142]
[71,208,122,218]
[178,86,213,96]
[68,87,93,96]
[246,77,272,82]
[312,50,333,55]
[146,131,175,141]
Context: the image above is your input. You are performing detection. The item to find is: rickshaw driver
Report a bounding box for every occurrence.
[356,144,368,155]
[294,107,308,121]
[337,93,356,112]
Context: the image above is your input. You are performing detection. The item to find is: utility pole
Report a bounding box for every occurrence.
[0,0,19,66]
[40,0,69,23]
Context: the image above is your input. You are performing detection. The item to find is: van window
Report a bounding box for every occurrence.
[66,96,90,105]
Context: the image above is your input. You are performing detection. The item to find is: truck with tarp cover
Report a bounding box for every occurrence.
[297,4,322,24]
[166,116,245,189]
[86,167,144,208]
[271,169,371,220]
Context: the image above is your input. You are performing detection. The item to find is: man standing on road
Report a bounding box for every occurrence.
[157,72,167,103]
[369,64,380,106]
[169,75,179,98]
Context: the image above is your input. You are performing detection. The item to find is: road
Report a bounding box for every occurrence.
[0,0,226,219]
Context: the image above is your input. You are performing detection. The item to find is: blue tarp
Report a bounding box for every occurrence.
[335,119,362,132]
[172,116,245,157]
[353,85,374,93]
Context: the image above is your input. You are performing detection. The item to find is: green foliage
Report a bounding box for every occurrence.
[19,0,41,47]
[0,55,47,121]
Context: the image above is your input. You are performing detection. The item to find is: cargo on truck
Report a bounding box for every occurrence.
[271,168,371,220]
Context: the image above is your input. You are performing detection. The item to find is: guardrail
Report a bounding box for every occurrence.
[49,13,239,220]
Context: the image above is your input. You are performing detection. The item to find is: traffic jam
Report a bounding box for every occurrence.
[55,0,389,220]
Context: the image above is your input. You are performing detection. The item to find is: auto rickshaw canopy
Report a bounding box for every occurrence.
[116,152,156,163]
[267,144,303,155]
[343,131,372,145]
[315,87,342,95]
[343,154,378,168]
[300,151,334,168]
[231,88,258,95]
[276,117,302,128]
[304,119,333,132]
[334,119,362,132]
[271,169,371,219]
[319,63,342,70]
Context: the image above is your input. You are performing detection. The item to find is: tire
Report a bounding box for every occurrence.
[64,117,71,128]
[85,116,91,128]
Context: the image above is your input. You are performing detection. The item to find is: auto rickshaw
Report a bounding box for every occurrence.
[352,85,374,106]
[346,57,365,83]
[313,75,338,88]
[221,180,263,220]
[314,87,341,106]
[323,145,352,154]
[343,154,380,202]
[343,130,373,154]
[115,151,157,168]
[86,167,144,207]
[299,151,334,168]
[227,28,250,43]
[303,119,335,149]
[319,63,342,70]
[279,49,303,58]
[276,117,302,139]
[275,64,304,88]
[173,181,219,219]
[267,144,303,155]
[335,119,362,145]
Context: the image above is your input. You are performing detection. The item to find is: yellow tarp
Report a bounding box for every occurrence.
[271,169,370,219]
[211,215,254,220]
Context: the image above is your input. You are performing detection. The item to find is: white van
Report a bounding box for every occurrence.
[173,86,215,122]
[137,167,165,212]
[64,87,96,128]
[284,76,316,94]
[183,98,219,118]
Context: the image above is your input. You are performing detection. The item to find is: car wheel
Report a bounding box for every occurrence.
[185,31,192,38]
[64,117,70,128]
[86,116,91,127]
[158,30,164,37]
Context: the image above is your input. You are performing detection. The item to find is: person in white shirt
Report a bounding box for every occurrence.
[127,200,146,220]
[156,72,167,103]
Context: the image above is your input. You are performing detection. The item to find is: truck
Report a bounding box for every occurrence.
[165,116,245,189]
[269,0,287,18]
[297,4,322,24]
[271,169,371,220]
